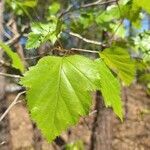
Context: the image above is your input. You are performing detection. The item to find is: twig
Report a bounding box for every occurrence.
[81,0,116,8]
[69,32,105,46]
[0,91,26,122]
[0,141,7,146]
[0,60,11,67]
[110,19,124,41]
[71,48,99,54]
[89,110,98,116]
[24,55,41,60]
[59,0,117,18]
[59,5,73,18]
[6,34,20,45]
[0,72,21,78]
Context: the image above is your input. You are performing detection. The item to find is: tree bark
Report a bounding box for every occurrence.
[90,93,113,150]
[90,1,114,149]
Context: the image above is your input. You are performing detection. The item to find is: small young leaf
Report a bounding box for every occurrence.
[95,59,123,120]
[26,20,62,49]
[20,55,99,141]
[22,0,37,8]
[26,33,41,49]
[66,140,84,150]
[0,42,24,73]
[100,46,135,85]
[48,2,60,15]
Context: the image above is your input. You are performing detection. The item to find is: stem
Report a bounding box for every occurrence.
[0,91,26,122]
[0,72,21,78]
[69,32,104,46]
[71,48,99,54]
[59,0,116,18]
[81,0,116,8]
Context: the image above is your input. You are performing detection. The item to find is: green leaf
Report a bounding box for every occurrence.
[100,46,135,85]
[134,0,150,14]
[22,0,37,8]
[66,140,84,150]
[96,5,120,24]
[26,33,41,49]
[26,17,62,49]
[110,23,126,38]
[95,59,123,120]
[138,73,150,85]
[20,55,99,141]
[26,20,62,49]
[0,41,24,73]
[48,2,60,15]
[118,1,141,28]
[133,32,150,62]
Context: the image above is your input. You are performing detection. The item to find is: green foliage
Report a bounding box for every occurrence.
[95,59,123,120]
[138,73,150,94]
[20,55,124,141]
[0,42,24,73]
[134,0,150,14]
[6,0,37,16]
[133,31,150,62]
[66,140,84,150]
[26,19,62,49]
[122,0,141,27]
[48,2,60,15]
[6,0,150,143]
[71,12,94,33]
[20,55,100,141]
[100,46,135,85]
[138,73,150,85]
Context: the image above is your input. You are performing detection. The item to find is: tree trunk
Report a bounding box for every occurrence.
[90,92,113,150]
[90,1,114,148]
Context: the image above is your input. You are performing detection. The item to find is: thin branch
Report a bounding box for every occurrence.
[5,34,20,45]
[110,19,124,41]
[0,60,11,67]
[0,141,7,146]
[59,5,73,18]
[81,0,116,8]
[59,0,116,18]
[24,51,48,60]
[0,91,26,122]
[71,48,99,54]
[89,110,98,116]
[25,55,41,60]
[0,72,21,78]
[69,32,105,46]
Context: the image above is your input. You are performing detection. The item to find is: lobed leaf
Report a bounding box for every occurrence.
[20,55,99,141]
[100,46,135,85]
[26,20,62,49]
[95,59,123,120]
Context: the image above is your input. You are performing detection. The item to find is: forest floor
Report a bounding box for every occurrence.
[0,84,150,150]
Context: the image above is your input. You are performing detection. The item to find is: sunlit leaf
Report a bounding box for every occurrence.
[0,41,24,73]
[100,46,135,85]
[95,59,123,120]
[20,55,99,141]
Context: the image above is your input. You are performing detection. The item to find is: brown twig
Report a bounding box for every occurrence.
[0,91,26,122]
[0,72,21,78]
[69,32,105,46]
[81,0,116,8]
[71,48,99,54]
[59,0,117,18]
[0,60,11,67]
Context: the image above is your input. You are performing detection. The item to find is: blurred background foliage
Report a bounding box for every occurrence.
[4,0,150,95]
